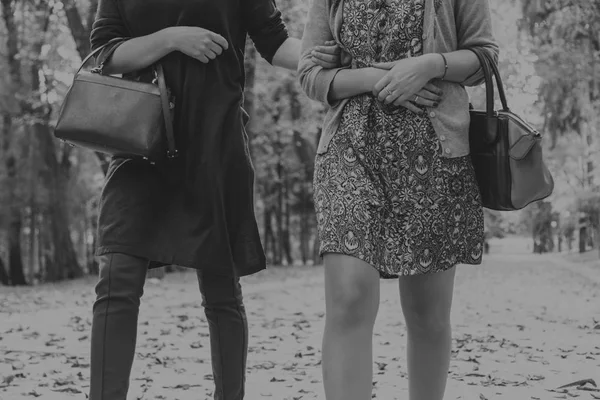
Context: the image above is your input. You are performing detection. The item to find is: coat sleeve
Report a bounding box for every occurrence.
[89,0,130,67]
[454,0,499,87]
[297,0,346,107]
[243,0,289,64]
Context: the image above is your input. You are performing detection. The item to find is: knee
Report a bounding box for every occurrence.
[402,303,451,335]
[197,270,244,309]
[327,284,378,331]
[94,254,145,307]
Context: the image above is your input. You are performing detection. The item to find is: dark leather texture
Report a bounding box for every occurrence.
[54,39,176,162]
[468,49,554,211]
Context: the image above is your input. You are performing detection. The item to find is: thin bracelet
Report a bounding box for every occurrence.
[439,53,448,80]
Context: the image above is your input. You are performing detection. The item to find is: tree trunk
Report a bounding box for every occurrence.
[276,159,284,265]
[0,257,9,285]
[1,0,26,285]
[282,170,293,265]
[2,114,26,285]
[576,233,583,251]
[62,0,91,57]
[36,122,82,281]
[28,207,37,282]
[31,1,83,281]
[8,212,27,285]
[299,181,309,265]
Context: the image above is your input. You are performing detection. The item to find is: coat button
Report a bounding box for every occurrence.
[445,148,451,154]
[429,111,436,118]
[439,135,446,141]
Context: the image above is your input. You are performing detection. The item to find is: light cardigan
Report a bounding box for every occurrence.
[297,0,499,158]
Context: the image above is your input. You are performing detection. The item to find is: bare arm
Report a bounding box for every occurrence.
[271,38,301,70]
[101,30,175,75]
[91,0,229,75]
[101,27,229,75]
[425,51,481,83]
[327,67,386,101]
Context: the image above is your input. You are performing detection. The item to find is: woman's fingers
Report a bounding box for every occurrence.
[378,82,401,103]
[372,61,396,70]
[373,74,392,97]
[396,101,422,114]
[205,49,218,60]
[197,54,210,63]
[416,90,440,102]
[207,41,224,55]
[411,94,438,108]
[423,82,443,95]
[208,32,229,50]
[311,52,339,68]
[313,44,340,55]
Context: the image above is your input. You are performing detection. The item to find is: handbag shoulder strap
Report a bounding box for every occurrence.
[76,39,178,159]
[469,48,497,143]
[77,37,125,75]
[486,56,510,112]
[155,64,177,159]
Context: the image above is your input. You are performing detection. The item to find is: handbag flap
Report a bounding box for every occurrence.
[509,133,538,161]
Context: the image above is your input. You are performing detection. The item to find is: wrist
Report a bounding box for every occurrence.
[422,53,446,80]
[159,27,179,52]
[364,67,386,90]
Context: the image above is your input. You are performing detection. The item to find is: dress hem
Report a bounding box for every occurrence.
[319,249,482,279]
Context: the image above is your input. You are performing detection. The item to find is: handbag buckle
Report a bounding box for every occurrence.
[167,149,179,159]
[90,63,105,75]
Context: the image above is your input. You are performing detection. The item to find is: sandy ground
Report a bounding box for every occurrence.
[0,248,599,400]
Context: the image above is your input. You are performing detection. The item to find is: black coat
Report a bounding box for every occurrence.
[90,0,288,277]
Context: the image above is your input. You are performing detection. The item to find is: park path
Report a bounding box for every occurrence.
[0,250,599,400]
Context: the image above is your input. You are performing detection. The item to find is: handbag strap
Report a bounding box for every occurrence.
[77,37,125,75]
[469,48,510,113]
[76,38,178,159]
[486,56,510,112]
[469,48,497,143]
[155,64,178,158]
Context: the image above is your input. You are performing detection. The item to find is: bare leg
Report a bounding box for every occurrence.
[398,266,456,400]
[322,254,380,400]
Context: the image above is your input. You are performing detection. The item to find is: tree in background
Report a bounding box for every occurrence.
[521,0,600,254]
[0,0,102,284]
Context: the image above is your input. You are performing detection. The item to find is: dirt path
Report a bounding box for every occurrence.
[1,253,599,400]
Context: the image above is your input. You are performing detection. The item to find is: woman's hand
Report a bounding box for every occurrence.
[166,26,229,63]
[393,84,443,113]
[372,54,443,106]
[311,40,352,69]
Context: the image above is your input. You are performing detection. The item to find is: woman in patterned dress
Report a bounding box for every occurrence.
[298,0,498,399]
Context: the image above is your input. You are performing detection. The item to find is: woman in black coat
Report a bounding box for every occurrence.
[89,1,339,399]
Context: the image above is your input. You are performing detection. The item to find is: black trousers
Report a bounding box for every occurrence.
[89,253,248,400]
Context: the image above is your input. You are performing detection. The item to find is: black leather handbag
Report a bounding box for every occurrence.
[468,48,554,211]
[54,38,178,161]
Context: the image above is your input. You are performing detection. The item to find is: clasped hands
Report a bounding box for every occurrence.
[311,41,443,113]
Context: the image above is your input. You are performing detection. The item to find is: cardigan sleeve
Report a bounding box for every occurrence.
[243,0,289,64]
[89,0,129,67]
[297,0,346,107]
[455,0,499,87]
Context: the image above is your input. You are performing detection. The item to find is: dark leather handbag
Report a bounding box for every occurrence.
[468,48,554,211]
[54,38,178,161]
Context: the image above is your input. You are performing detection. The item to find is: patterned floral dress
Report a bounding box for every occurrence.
[313,0,484,278]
